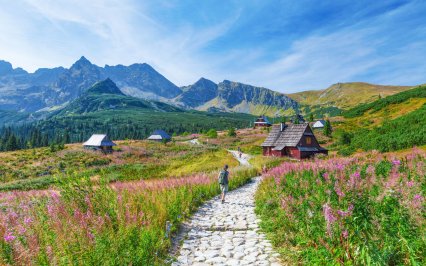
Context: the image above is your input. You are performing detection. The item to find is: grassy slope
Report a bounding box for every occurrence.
[288,82,412,110]
[0,140,238,191]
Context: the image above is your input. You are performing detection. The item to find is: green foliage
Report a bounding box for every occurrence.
[341,104,426,154]
[344,85,426,118]
[227,127,237,137]
[309,113,314,122]
[323,119,332,137]
[206,128,218,138]
[255,154,425,265]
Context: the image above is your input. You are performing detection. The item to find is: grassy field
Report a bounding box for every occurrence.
[0,140,240,191]
[0,131,260,265]
[255,148,425,265]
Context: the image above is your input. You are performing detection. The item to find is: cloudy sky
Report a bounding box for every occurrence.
[0,0,425,92]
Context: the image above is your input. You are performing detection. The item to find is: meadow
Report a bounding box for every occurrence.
[0,140,238,191]
[0,134,258,265]
[255,148,425,265]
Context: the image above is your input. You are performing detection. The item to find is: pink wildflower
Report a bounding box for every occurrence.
[4,232,16,242]
[406,181,415,188]
[24,217,33,224]
[342,230,349,239]
[323,172,329,181]
[323,203,337,237]
[392,160,401,166]
[412,194,424,208]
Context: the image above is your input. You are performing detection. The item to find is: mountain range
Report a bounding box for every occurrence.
[0,57,297,117]
[0,56,419,123]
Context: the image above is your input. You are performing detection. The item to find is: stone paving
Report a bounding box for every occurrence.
[172,176,282,265]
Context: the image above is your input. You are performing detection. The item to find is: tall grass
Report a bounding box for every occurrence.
[0,167,256,264]
[256,149,425,265]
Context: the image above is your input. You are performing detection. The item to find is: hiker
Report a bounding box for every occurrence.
[237,147,242,158]
[218,164,229,204]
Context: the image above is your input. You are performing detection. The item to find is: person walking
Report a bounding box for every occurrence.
[218,164,229,204]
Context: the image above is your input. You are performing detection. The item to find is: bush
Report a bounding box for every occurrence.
[227,127,237,137]
[206,129,218,138]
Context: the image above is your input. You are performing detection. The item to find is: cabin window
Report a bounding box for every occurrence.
[306,137,312,144]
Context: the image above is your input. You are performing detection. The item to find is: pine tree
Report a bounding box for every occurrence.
[323,119,332,137]
[5,134,18,151]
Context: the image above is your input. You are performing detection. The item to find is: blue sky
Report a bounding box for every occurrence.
[0,0,425,92]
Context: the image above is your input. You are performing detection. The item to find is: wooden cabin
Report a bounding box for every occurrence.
[147,130,171,142]
[312,120,326,129]
[261,123,327,159]
[254,116,272,128]
[83,134,116,153]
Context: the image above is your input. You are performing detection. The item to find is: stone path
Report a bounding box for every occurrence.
[172,151,281,265]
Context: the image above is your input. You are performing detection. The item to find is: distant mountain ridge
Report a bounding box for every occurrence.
[288,82,413,110]
[0,57,419,120]
[174,78,298,116]
[0,56,183,113]
[0,57,298,117]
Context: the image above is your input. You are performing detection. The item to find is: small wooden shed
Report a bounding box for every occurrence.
[147,130,171,142]
[83,134,116,153]
[254,116,272,128]
[312,120,326,128]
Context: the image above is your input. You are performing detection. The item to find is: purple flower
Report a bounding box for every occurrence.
[406,181,415,188]
[392,160,401,166]
[24,217,33,224]
[323,203,337,237]
[342,230,349,239]
[4,232,16,243]
[323,172,329,180]
[413,194,423,201]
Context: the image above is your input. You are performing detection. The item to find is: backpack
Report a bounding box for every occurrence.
[218,170,228,185]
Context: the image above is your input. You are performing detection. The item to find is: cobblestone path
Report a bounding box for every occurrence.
[172,176,282,265]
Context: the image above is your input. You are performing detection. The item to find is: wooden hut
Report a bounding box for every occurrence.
[261,123,327,159]
[147,130,171,142]
[312,120,326,128]
[83,134,116,153]
[254,116,272,128]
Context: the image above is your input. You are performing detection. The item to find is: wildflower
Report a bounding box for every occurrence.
[323,203,337,237]
[24,217,33,224]
[392,160,401,166]
[4,232,16,243]
[18,225,26,235]
[323,172,329,180]
[412,194,424,208]
[406,181,415,188]
[342,230,349,239]
[334,183,345,198]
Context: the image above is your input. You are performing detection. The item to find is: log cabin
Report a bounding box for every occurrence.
[254,116,272,128]
[261,123,327,159]
[83,134,116,153]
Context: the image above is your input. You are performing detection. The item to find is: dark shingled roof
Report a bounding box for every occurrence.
[261,125,281,146]
[262,123,309,148]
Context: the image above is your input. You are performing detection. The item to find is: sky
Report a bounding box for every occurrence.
[0,0,425,93]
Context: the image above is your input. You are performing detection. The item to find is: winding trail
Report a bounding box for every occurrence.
[171,151,281,266]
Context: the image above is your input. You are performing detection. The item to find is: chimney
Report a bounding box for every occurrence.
[280,122,286,131]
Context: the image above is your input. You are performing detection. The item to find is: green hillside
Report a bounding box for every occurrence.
[343,85,426,118]
[288,82,414,118]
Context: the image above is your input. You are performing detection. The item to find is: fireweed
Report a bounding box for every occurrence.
[0,167,256,265]
[255,148,425,265]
